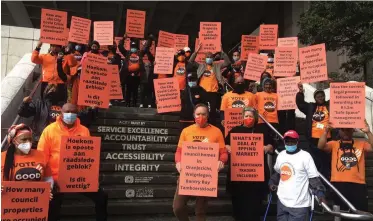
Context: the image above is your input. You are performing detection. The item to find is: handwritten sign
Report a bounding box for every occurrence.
[244,53,268,81]
[278,37,298,48]
[299,43,328,83]
[175,34,189,52]
[274,47,298,77]
[83,53,107,65]
[230,133,264,181]
[199,22,221,52]
[58,136,101,192]
[158,30,176,48]
[94,21,114,45]
[1,181,50,220]
[259,24,278,50]
[154,78,181,113]
[126,9,146,39]
[224,108,243,137]
[241,35,259,61]
[68,16,91,44]
[330,82,365,128]
[154,47,175,74]
[40,8,68,45]
[109,65,123,99]
[179,142,219,197]
[277,77,300,110]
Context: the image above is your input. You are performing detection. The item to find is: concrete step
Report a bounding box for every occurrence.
[97,111,179,122]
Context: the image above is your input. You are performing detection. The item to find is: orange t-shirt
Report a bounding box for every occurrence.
[1,149,51,181]
[325,140,370,184]
[173,62,186,90]
[256,92,278,123]
[311,106,331,139]
[178,124,225,149]
[199,66,218,92]
[220,91,257,111]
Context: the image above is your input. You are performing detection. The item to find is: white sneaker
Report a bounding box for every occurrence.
[109,102,112,107]
[139,104,144,108]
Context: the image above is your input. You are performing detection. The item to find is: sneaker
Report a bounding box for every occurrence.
[148,105,152,108]
[109,102,112,107]
[139,104,144,108]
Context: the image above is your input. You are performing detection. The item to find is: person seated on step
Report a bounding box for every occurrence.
[225,107,274,221]
[318,122,373,220]
[173,103,228,221]
[269,130,326,221]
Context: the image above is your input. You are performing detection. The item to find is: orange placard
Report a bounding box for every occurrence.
[68,16,91,44]
[259,24,278,50]
[175,34,189,52]
[126,9,146,39]
[94,21,114,46]
[277,76,300,110]
[278,37,298,48]
[179,142,219,197]
[299,43,328,83]
[1,181,50,220]
[241,35,259,61]
[244,53,268,81]
[154,78,181,113]
[274,47,298,77]
[40,8,68,45]
[230,133,264,181]
[330,82,366,128]
[158,30,176,48]
[199,22,221,53]
[78,61,110,108]
[109,65,123,100]
[224,108,243,137]
[58,136,101,192]
[83,53,107,65]
[154,47,175,74]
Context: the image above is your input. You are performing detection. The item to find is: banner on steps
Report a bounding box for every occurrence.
[230,133,264,182]
[58,136,101,192]
[179,142,219,197]
[154,78,181,113]
[224,108,243,137]
[277,76,300,110]
[1,181,50,220]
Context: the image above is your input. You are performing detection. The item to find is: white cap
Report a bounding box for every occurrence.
[183,47,191,52]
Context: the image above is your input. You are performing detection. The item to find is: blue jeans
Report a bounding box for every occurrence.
[277,200,310,221]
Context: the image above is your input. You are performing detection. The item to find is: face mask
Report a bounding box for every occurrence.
[63,113,77,125]
[130,48,138,53]
[75,45,81,51]
[244,118,255,128]
[177,56,185,62]
[188,81,197,88]
[17,142,32,154]
[205,58,213,65]
[91,49,99,54]
[233,56,240,62]
[285,145,297,153]
[268,58,274,63]
[195,116,208,126]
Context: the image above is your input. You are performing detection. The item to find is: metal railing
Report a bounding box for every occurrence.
[258,113,373,220]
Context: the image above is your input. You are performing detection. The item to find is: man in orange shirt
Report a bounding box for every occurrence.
[173,50,188,91]
[318,122,373,220]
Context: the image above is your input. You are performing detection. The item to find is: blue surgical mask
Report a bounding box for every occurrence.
[63,113,77,125]
[130,48,138,53]
[188,81,197,88]
[205,58,213,65]
[285,145,297,153]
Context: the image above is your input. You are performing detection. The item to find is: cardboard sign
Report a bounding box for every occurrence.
[244,53,268,81]
[1,181,50,220]
[278,37,298,48]
[78,61,110,108]
[83,53,107,65]
[175,34,189,52]
[274,47,298,77]
[259,24,278,50]
[199,22,221,52]
[109,65,123,99]
[40,8,68,45]
[179,142,219,197]
[58,136,101,192]
[158,30,176,48]
[126,9,146,39]
[277,77,301,110]
[230,133,264,181]
[154,78,181,113]
[224,108,243,137]
[94,21,114,46]
[68,16,91,44]
[299,43,328,83]
[330,82,366,128]
[241,35,259,61]
[154,47,175,74]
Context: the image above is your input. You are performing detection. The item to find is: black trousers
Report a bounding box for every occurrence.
[278,109,296,135]
[48,188,108,221]
[206,92,218,126]
[140,82,154,106]
[125,76,140,107]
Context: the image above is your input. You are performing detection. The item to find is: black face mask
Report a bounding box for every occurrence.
[45,91,58,103]
[233,83,245,94]
[91,49,99,54]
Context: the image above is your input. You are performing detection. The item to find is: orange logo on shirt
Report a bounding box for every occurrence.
[280,164,294,181]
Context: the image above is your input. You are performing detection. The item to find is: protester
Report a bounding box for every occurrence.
[37,103,107,221]
[139,48,155,108]
[173,49,188,91]
[269,130,326,221]
[183,47,192,61]
[103,41,122,68]
[225,107,273,221]
[256,71,272,93]
[318,122,373,220]
[222,51,246,88]
[173,103,228,221]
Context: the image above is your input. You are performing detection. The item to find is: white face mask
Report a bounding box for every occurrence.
[17,142,32,154]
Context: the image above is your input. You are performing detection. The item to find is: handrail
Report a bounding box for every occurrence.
[257,113,373,220]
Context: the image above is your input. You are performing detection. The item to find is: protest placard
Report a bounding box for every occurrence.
[330,82,365,128]
[109,65,123,100]
[179,142,219,197]
[154,47,175,74]
[126,9,146,39]
[277,37,298,48]
[83,53,107,65]
[175,34,189,52]
[241,35,259,61]
[224,108,243,137]
[158,30,176,48]
[230,133,264,181]
[277,77,300,110]
[68,16,91,44]
[58,136,101,192]
[154,78,181,113]
[78,61,110,108]
[274,47,298,77]
[259,24,278,50]
[1,181,50,220]
[244,53,268,81]
[94,21,114,45]
[199,22,221,52]
[40,8,68,45]
[299,43,328,83]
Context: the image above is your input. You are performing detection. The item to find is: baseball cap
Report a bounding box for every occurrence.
[183,47,191,52]
[283,130,299,140]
